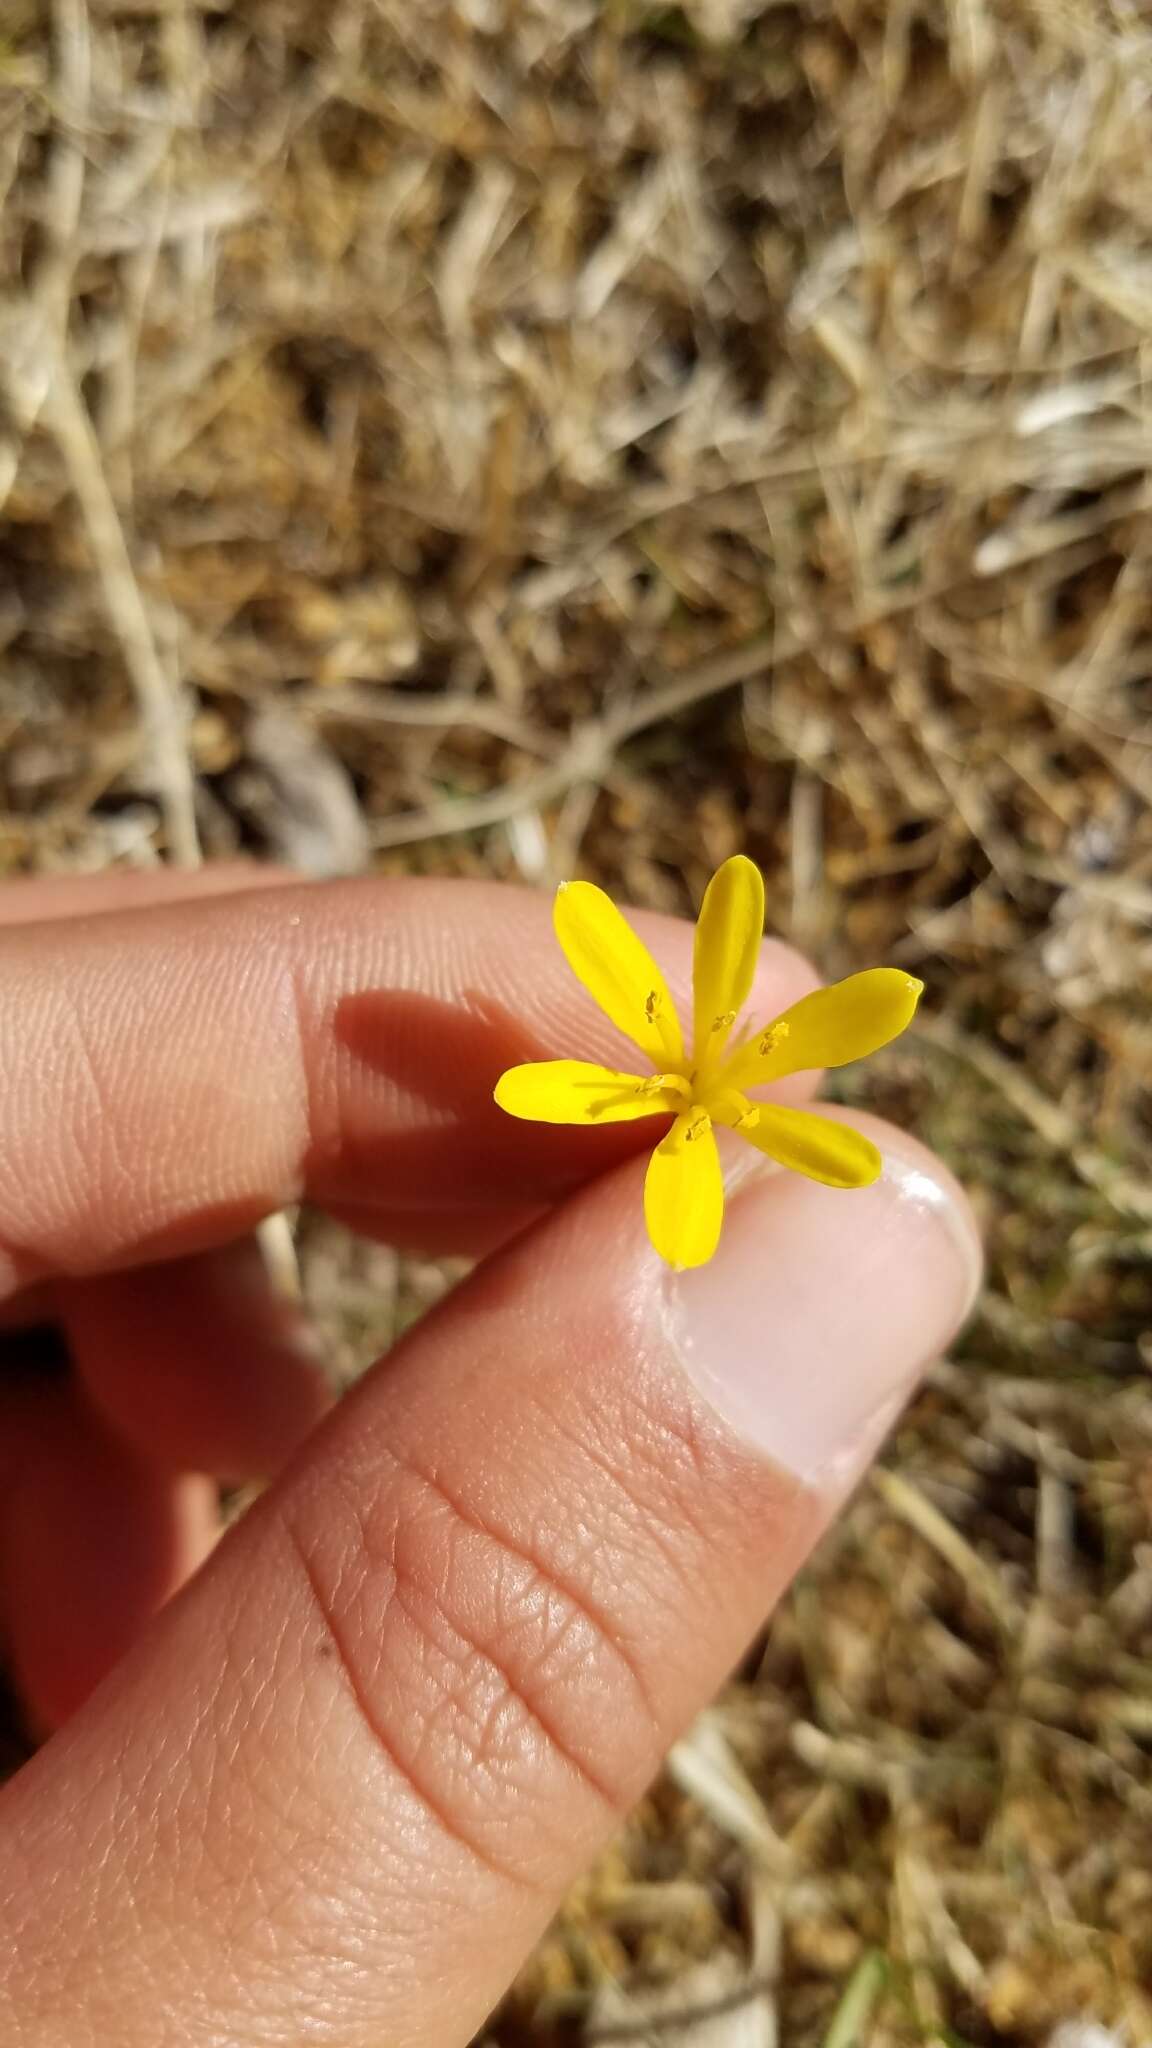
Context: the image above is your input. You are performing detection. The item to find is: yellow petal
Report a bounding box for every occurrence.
[643,1111,724,1269]
[554,880,684,1067]
[723,968,923,1089]
[692,855,765,1068]
[737,1104,881,1188]
[495,1060,688,1125]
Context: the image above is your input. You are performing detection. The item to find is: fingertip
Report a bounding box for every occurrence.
[842,1108,983,1317]
[669,1108,980,1492]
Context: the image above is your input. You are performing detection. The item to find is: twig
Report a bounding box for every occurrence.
[367,629,793,849]
[819,1949,889,2048]
[298,683,550,751]
[368,513,1143,853]
[44,362,201,868]
[918,1013,1152,1221]
[667,1714,794,1874]
[870,1466,1021,1630]
[370,721,614,848]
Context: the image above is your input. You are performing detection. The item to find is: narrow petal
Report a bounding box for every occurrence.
[692,855,765,1068]
[495,1061,687,1125]
[738,1104,882,1188]
[554,881,685,1068]
[643,1111,724,1269]
[723,968,923,1089]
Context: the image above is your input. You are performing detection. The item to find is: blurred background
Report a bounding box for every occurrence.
[2,0,1151,2041]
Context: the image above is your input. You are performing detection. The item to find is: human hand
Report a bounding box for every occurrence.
[0,865,980,2047]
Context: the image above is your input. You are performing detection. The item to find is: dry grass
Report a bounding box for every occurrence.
[3,0,1152,2040]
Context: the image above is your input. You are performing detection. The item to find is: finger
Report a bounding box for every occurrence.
[321,1197,545,1259]
[57,1239,331,1481]
[0,1113,980,2047]
[0,877,820,1293]
[0,1284,57,1331]
[0,861,293,927]
[0,861,288,1318]
[0,1383,217,1730]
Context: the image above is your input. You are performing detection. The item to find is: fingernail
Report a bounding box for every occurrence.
[666,1130,981,1493]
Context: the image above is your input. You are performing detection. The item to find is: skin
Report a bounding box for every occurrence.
[0,866,980,2047]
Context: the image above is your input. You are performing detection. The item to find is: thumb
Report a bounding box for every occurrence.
[0,1114,979,2048]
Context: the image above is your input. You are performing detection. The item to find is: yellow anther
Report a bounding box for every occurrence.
[757,1020,790,1056]
[702,1085,756,1131]
[684,1110,711,1143]
[645,990,661,1022]
[711,1010,737,1035]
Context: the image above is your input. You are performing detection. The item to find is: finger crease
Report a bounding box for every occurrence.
[395,1453,657,1806]
[281,1513,541,1898]
[387,1571,620,1820]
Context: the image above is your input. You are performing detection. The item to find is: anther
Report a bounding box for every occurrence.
[645,990,661,1022]
[711,1010,736,1035]
[757,1020,790,1056]
[684,1111,711,1143]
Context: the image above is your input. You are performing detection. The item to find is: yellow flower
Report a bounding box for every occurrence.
[494,856,923,1270]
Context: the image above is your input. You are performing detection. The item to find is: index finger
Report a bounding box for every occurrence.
[0,861,294,926]
[0,876,818,1293]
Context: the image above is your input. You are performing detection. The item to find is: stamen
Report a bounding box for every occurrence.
[636,1072,692,1104]
[702,1085,756,1131]
[645,990,661,1022]
[757,1020,790,1057]
[711,1009,737,1035]
[684,1110,711,1143]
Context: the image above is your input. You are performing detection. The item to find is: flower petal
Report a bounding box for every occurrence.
[553,881,684,1066]
[692,855,765,1067]
[643,1111,724,1269]
[737,1104,881,1188]
[495,1060,687,1125]
[723,968,923,1088]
